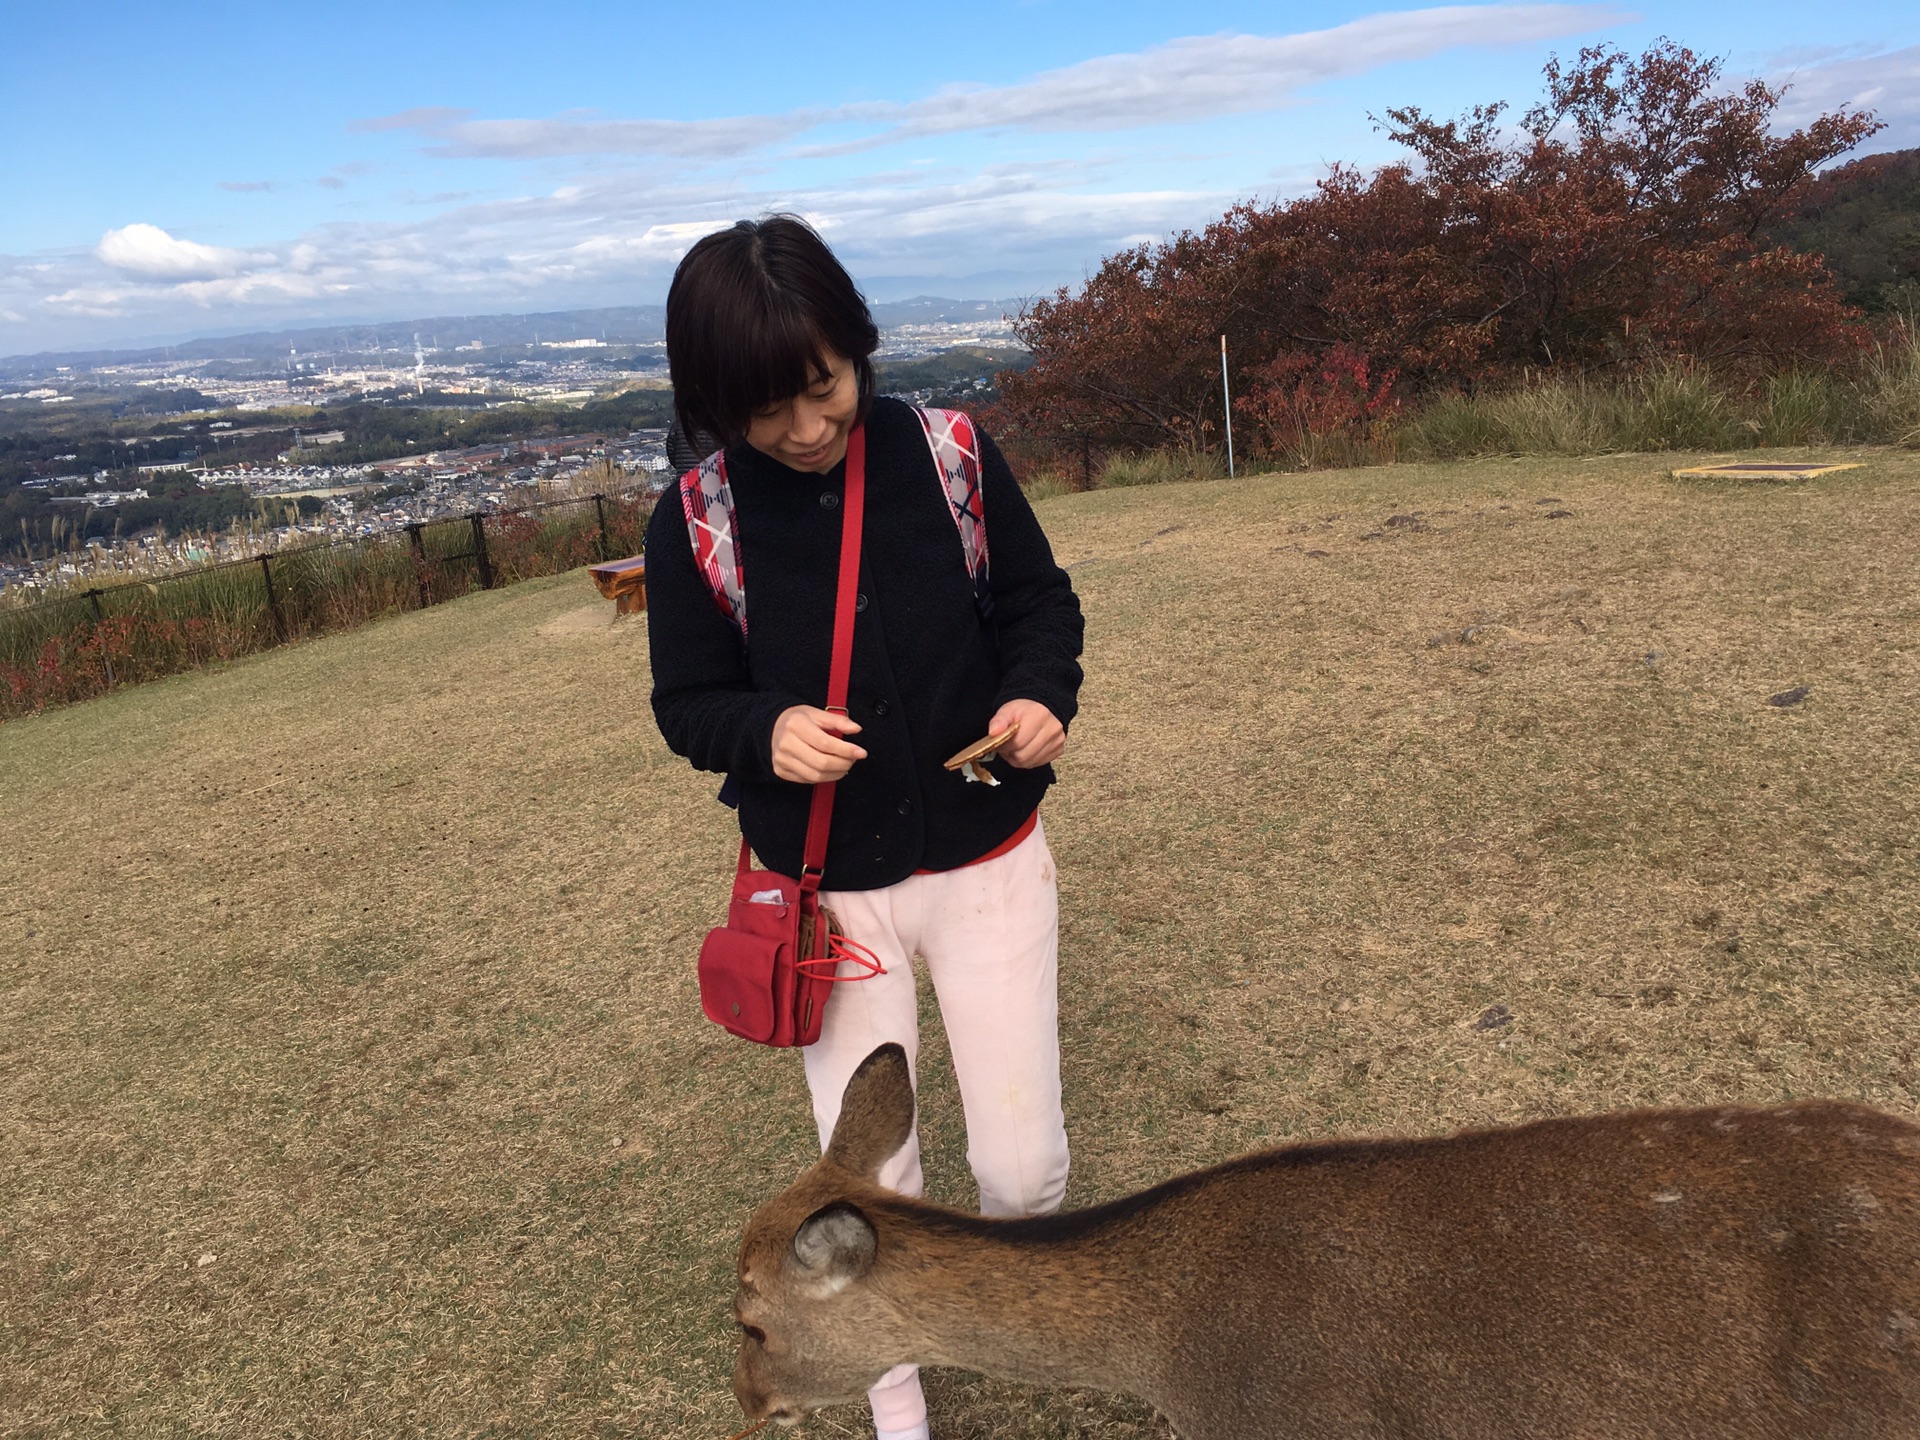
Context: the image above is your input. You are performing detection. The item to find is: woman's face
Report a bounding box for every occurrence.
[743,348,860,474]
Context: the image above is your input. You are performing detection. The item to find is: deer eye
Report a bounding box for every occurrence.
[740,1323,767,1345]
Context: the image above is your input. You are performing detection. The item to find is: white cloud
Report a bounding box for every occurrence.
[5,159,1224,353]
[5,4,1696,354]
[42,285,137,318]
[415,113,810,161]
[95,223,264,282]
[863,5,1631,142]
[361,5,1627,161]
[1770,44,1920,151]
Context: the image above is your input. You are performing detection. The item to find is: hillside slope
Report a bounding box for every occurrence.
[1775,147,1920,313]
[4,449,1918,1438]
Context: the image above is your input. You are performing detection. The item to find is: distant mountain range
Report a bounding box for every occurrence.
[0,297,1025,374]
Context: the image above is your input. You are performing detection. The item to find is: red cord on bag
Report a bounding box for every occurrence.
[796,932,886,982]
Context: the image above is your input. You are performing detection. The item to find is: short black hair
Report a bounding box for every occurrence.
[665,215,879,444]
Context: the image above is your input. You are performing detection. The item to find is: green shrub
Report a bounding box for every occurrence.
[1397,359,1884,460]
[1858,321,1920,447]
[1019,469,1076,502]
[1399,393,1510,459]
[1616,365,1742,450]
[1489,381,1611,455]
[1097,448,1226,488]
[1754,370,1840,446]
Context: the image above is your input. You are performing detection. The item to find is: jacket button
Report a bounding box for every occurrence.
[855,592,869,613]
[873,698,890,716]
[897,799,912,815]
[819,490,840,509]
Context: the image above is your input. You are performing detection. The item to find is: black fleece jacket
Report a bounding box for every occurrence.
[646,397,1084,890]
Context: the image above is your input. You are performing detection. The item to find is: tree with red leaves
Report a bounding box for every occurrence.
[995,41,1882,459]
[1237,346,1401,469]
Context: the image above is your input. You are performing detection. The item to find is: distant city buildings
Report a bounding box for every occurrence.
[47,488,148,507]
[1,309,1017,598]
[0,425,675,596]
[78,341,670,412]
[875,317,1019,356]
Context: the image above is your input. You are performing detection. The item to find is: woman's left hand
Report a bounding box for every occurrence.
[988,699,1066,769]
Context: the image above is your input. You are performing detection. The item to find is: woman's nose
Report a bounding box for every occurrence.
[788,399,831,446]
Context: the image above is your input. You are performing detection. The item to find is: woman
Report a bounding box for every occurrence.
[645,216,1083,1440]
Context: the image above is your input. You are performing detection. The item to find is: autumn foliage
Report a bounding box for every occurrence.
[1238,347,1402,468]
[994,41,1882,461]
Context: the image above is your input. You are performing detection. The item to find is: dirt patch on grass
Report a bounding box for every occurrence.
[536,601,635,638]
[3,448,1917,1438]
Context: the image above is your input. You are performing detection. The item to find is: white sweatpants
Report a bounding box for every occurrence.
[802,816,1070,1433]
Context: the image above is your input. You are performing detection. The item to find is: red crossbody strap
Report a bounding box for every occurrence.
[798,424,866,894]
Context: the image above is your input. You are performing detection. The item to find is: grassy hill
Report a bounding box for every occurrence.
[4,448,1918,1438]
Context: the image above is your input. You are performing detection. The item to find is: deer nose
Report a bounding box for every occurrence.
[732,1365,769,1416]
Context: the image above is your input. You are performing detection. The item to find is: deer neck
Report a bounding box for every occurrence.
[869,1199,1163,1395]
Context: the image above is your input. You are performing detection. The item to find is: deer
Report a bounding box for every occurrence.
[729,1043,1920,1439]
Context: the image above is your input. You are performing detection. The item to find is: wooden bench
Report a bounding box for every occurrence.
[587,555,647,614]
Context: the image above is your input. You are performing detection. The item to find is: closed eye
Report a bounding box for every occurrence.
[740,1323,767,1345]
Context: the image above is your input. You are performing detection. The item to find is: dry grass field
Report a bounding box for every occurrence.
[4,448,1918,1439]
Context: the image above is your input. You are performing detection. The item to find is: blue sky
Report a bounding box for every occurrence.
[3,0,1916,355]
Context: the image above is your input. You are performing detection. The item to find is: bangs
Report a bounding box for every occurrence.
[666,216,880,444]
[728,298,836,426]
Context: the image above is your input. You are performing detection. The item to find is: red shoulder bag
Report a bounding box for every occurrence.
[695,425,885,1047]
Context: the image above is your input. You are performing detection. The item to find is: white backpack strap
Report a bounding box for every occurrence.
[677,449,747,636]
[914,405,990,615]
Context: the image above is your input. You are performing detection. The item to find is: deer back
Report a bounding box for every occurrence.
[732,1046,1920,1439]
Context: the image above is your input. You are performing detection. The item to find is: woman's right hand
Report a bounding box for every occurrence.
[771,705,867,783]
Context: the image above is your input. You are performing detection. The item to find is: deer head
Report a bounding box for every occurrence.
[731,1043,917,1424]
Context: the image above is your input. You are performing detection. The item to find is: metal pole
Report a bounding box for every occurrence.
[1220,334,1235,478]
[407,523,431,609]
[85,588,112,688]
[593,493,609,562]
[259,554,285,640]
[470,513,494,590]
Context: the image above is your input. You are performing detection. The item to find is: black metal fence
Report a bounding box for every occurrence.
[1,488,655,718]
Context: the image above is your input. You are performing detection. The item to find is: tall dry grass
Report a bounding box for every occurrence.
[1857,323,1920,447]
[1094,325,1920,481]
[1019,468,1078,503]
[1404,325,1920,461]
[1406,366,1737,459]
[1096,449,1227,488]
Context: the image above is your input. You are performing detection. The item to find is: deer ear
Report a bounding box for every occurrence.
[824,1043,915,1181]
[790,1202,877,1294]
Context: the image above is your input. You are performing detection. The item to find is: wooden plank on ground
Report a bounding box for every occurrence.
[1670,462,1864,480]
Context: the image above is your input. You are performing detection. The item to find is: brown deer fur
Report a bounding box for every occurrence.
[731,1045,1920,1438]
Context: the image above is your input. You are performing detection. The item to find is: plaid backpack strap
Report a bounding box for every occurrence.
[677,448,747,636]
[914,405,991,618]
